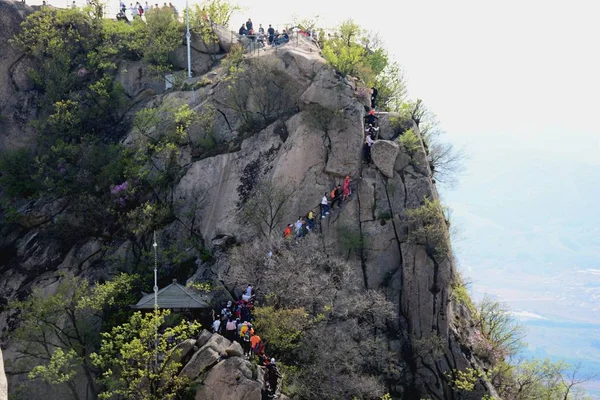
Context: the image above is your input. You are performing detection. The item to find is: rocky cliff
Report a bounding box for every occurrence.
[0,2,493,399]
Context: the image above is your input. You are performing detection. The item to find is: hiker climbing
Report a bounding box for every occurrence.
[363,134,374,165]
[265,358,283,397]
[283,223,292,239]
[331,185,343,209]
[321,193,330,219]
[306,210,315,230]
[342,176,351,201]
[365,109,379,127]
[371,87,378,108]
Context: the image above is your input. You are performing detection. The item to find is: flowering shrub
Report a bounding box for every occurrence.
[471,328,505,363]
[110,181,129,208]
[110,181,128,195]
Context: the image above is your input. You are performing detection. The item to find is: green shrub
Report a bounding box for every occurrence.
[451,275,476,313]
[398,128,421,155]
[0,149,40,198]
[339,225,364,254]
[404,198,449,259]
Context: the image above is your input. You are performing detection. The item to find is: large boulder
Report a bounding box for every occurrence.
[194,357,262,400]
[171,339,197,364]
[203,332,231,352]
[371,140,400,178]
[169,46,214,76]
[190,31,220,54]
[114,60,164,101]
[196,329,213,348]
[0,348,7,400]
[225,341,243,357]
[179,345,221,379]
[213,24,240,53]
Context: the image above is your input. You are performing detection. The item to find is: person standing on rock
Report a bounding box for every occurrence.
[371,87,378,109]
[266,358,283,396]
[268,24,275,45]
[294,217,303,238]
[283,223,292,239]
[363,139,373,166]
[250,332,261,357]
[320,194,330,218]
[212,315,221,334]
[331,185,343,209]
[306,210,315,230]
[242,326,252,358]
[225,317,236,341]
[365,109,378,127]
[342,176,351,201]
[246,18,253,32]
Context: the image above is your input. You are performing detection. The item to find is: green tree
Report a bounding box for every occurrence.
[494,358,596,400]
[404,198,451,259]
[322,20,391,86]
[190,0,240,27]
[8,273,138,400]
[0,148,40,198]
[131,8,184,73]
[475,295,526,359]
[252,306,312,355]
[91,309,201,400]
[400,99,467,187]
[374,62,407,112]
[322,20,366,77]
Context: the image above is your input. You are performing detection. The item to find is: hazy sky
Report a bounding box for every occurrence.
[223,0,600,165]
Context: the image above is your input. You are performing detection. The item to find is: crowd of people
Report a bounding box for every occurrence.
[238,18,291,47]
[211,285,282,397]
[116,0,177,21]
[363,108,380,166]
[281,175,353,241]
[237,17,319,47]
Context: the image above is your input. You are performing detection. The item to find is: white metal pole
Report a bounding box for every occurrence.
[153,231,158,309]
[186,0,191,79]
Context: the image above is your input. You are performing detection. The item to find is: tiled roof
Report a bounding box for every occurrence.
[132,279,210,309]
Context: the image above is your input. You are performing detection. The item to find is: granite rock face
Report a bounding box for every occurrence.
[0,17,491,400]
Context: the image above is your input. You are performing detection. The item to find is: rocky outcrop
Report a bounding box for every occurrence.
[179,332,229,379]
[114,60,165,103]
[0,348,7,400]
[0,0,36,153]
[213,24,240,53]
[169,45,215,77]
[171,331,264,400]
[0,15,492,400]
[194,357,262,400]
[371,140,400,178]
[171,338,197,364]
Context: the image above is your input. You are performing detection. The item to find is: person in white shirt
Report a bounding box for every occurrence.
[242,284,253,301]
[212,317,221,333]
[321,194,330,218]
[129,3,137,19]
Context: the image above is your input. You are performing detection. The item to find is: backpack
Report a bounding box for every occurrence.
[330,189,336,198]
